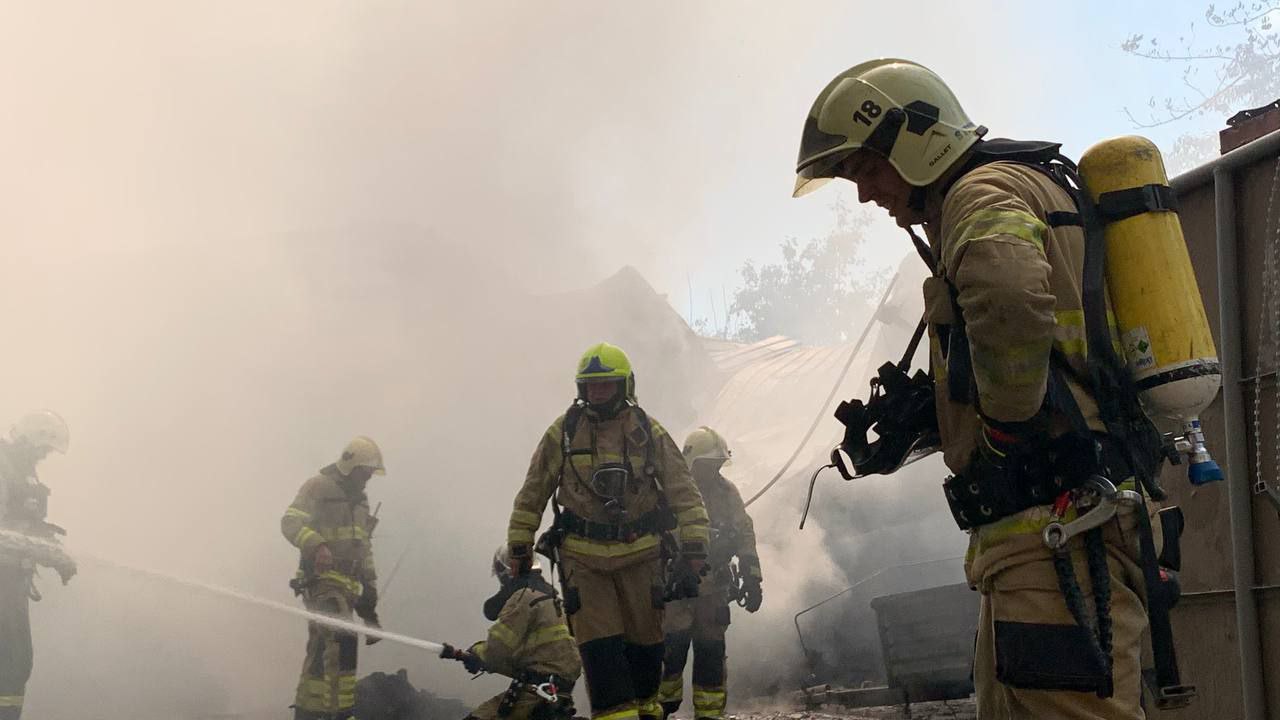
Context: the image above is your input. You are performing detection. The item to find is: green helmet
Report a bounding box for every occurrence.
[575,342,636,413]
[793,58,984,196]
[682,426,731,466]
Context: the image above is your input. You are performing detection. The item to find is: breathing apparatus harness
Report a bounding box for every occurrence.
[534,400,698,609]
[817,138,1190,705]
[931,139,1190,705]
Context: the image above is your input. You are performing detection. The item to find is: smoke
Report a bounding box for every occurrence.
[0,3,1098,718]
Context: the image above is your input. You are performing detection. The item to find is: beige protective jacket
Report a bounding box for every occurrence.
[280,465,377,599]
[471,577,582,681]
[923,160,1106,473]
[697,472,761,583]
[509,405,709,563]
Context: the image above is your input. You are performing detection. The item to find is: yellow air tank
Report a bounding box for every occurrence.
[1078,135,1223,485]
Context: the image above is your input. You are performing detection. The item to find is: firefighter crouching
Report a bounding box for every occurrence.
[441,546,582,720]
[281,436,386,720]
[659,427,762,720]
[506,342,710,720]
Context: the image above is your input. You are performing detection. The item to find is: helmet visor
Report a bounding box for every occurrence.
[793,148,855,198]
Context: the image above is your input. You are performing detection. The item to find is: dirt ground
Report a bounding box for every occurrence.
[726,700,978,720]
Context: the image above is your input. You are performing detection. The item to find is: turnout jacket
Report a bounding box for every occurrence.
[281,465,377,599]
[509,405,709,562]
[471,575,582,681]
[696,471,761,583]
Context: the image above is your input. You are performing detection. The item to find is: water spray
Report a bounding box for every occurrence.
[77,552,445,654]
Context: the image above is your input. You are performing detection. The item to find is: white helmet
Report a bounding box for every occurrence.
[682,426,731,465]
[336,436,386,476]
[492,544,542,578]
[794,58,985,196]
[11,410,70,454]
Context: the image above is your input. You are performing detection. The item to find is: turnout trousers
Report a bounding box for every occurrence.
[969,501,1158,720]
[0,565,31,720]
[294,587,359,720]
[658,583,728,720]
[559,548,666,720]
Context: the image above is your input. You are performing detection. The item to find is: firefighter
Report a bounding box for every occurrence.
[507,342,710,720]
[0,411,75,720]
[658,427,761,720]
[281,436,385,720]
[441,546,583,720]
[793,60,1158,719]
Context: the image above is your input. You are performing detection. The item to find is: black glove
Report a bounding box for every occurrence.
[664,559,701,602]
[355,584,379,622]
[742,581,762,613]
[461,650,486,675]
[440,643,460,660]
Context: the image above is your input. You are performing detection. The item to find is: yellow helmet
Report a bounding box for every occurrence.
[793,58,984,196]
[575,342,636,404]
[683,426,731,465]
[336,435,386,476]
[11,410,70,454]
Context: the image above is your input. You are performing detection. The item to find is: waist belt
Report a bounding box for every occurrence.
[558,509,665,543]
[518,670,575,695]
[944,433,1131,531]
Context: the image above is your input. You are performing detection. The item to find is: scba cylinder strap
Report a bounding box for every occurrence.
[556,508,668,543]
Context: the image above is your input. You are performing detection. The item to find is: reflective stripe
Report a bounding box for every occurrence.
[679,524,710,543]
[594,707,640,720]
[675,506,709,526]
[949,208,1047,265]
[284,507,311,520]
[320,525,368,542]
[528,623,572,647]
[658,676,684,703]
[294,527,321,548]
[637,697,662,719]
[973,479,1137,551]
[315,570,363,597]
[1054,309,1088,359]
[563,533,659,558]
[489,621,520,648]
[972,336,1052,388]
[0,695,22,707]
[511,509,542,529]
[692,687,726,715]
[509,527,536,545]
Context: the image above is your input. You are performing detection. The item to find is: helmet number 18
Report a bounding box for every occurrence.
[853,100,883,126]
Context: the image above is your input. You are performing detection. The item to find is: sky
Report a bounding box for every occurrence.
[0,1,1257,717]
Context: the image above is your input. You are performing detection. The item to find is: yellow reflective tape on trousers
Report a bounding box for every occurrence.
[658,677,683,702]
[528,623,572,647]
[315,570,363,597]
[637,698,662,718]
[563,533,659,558]
[0,695,23,707]
[285,507,311,520]
[489,621,520,648]
[511,509,542,529]
[949,208,1047,264]
[595,708,640,720]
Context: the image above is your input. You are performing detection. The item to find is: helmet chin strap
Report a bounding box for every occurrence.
[906,225,937,276]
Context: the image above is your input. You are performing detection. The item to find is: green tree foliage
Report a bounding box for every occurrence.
[728,203,887,345]
[1122,2,1280,170]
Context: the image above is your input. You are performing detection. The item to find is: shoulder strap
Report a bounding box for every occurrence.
[626,404,660,483]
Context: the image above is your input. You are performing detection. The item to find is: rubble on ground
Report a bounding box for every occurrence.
[355,669,471,720]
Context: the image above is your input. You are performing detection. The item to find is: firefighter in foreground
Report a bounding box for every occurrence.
[281,436,386,720]
[507,342,710,720]
[658,427,761,720]
[794,60,1171,718]
[440,546,582,720]
[0,411,76,720]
